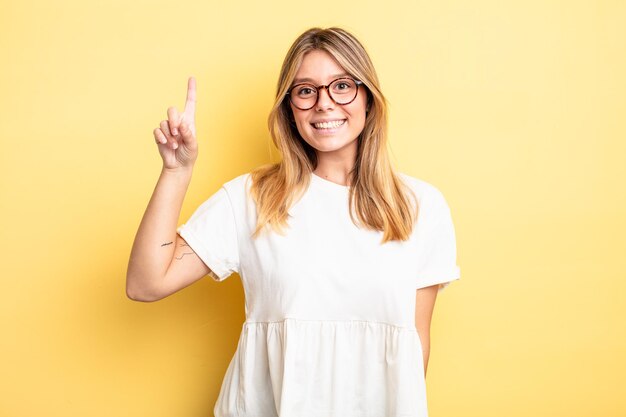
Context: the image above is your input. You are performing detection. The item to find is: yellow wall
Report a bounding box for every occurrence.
[1,0,624,416]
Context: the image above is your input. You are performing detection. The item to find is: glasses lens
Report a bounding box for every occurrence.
[288,78,359,109]
[290,84,317,109]
[329,78,358,104]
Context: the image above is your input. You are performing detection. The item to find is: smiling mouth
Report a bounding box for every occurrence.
[311,119,346,129]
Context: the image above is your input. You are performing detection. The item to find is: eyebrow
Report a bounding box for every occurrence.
[292,73,351,84]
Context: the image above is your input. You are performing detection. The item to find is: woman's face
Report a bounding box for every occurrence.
[289,50,368,159]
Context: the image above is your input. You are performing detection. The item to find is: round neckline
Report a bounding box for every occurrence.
[311,172,351,190]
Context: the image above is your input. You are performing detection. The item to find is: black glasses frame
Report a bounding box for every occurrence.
[286,77,364,110]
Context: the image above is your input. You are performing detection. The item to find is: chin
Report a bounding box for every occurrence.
[308,136,357,153]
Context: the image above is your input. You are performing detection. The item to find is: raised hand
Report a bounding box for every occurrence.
[153,77,198,170]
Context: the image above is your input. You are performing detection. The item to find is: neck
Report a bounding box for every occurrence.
[313,150,356,187]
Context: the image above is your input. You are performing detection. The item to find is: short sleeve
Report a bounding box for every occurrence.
[176,187,240,282]
[415,189,461,293]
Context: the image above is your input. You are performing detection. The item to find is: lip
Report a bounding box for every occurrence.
[310,118,346,124]
[310,119,347,133]
[310,120,346,135]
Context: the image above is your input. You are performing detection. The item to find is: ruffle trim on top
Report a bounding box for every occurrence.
[214,318,429,417]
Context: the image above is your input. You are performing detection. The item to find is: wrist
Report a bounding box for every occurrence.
[161,165,194,179]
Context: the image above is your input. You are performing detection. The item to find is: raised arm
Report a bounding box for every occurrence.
[126,77,212,302]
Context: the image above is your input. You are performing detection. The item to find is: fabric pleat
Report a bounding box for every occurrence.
[214,318,429,417]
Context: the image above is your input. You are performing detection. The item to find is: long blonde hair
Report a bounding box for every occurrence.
[249,27,418,243]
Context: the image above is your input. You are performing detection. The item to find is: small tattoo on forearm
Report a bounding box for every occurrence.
[161,242,173,247]
[176,252,193,260]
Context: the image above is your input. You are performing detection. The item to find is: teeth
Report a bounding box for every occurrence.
[313,119,345,129]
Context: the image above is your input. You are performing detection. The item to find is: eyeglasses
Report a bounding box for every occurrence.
[286,77,363,110]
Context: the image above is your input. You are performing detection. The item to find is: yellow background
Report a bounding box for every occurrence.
[1,0,625,416]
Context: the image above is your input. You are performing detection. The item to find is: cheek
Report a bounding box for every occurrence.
[297,121,316,143]
[348,96,368,121]
[294,116,311,136]
[349,105,367,129]
[289,107,307,135]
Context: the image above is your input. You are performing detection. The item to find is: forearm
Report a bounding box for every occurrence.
[422,339,430,377]
[417,328,431,377]
[415,285,438,377]
[126,167,193,298]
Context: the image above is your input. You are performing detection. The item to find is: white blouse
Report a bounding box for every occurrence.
[177,171,461,417]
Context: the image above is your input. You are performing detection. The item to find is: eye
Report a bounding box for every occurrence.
[295,85,316,97]
[336,82,350,90]
[331,79,355,94]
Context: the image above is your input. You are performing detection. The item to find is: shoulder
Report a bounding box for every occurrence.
[396,172,453,222]
[397,172,448,205]
[217,172,254,210]
[222,172,252,192]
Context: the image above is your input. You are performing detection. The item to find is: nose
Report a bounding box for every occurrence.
[315,86,335,111]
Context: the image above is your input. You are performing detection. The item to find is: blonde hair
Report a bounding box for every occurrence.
[249,27,418,243]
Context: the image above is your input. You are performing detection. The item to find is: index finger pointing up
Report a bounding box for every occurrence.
[183,76,197,119]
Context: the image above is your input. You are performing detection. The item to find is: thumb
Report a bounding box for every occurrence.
[179,120,193,140]
[178,121,189,136]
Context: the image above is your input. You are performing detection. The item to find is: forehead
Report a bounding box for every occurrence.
[293,50,349,84]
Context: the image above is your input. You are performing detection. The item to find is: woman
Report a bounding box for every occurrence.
[127,27,460,417]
